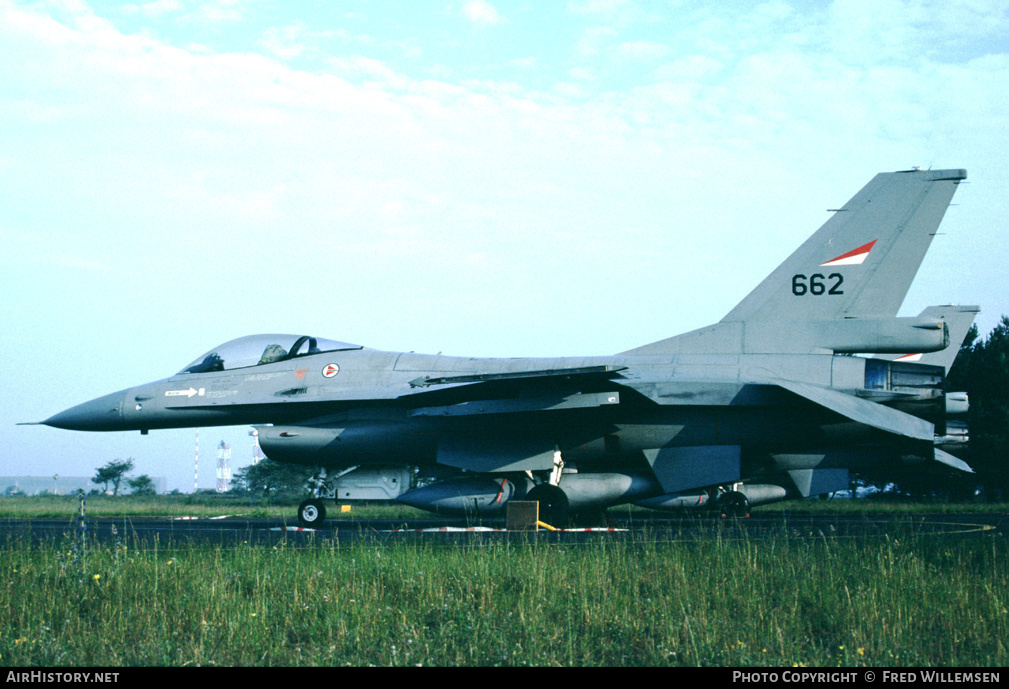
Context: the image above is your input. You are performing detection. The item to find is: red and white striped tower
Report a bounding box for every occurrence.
[249,428,264,465]
[216,440,232,493]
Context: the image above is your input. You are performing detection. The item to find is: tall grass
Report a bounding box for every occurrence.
[1,524,1005,666]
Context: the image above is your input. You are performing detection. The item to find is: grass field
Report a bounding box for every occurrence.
[0,497,1006,666]
[1,492,1006,520]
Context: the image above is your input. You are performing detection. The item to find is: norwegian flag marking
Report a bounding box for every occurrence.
[821,239,877,266]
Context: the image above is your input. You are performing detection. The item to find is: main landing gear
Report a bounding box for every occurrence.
[525,483,570,526]
[524,447,572,526]
[716,490,750,519]
[298,498,327,528]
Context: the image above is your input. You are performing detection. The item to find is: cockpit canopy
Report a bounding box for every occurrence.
[179,334,362,374]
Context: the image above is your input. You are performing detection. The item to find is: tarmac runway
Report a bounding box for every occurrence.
[2,510,1005,548]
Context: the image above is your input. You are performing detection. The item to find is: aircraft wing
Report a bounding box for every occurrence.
[407,391,621,418]
[406,364,627,388]
[380,365,629,420]
[392,364,629,411]
[401,369,933,442]
[259,366,631,473]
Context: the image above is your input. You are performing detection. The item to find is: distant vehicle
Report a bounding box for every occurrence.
[35,169,976,526]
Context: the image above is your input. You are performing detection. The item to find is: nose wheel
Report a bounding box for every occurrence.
[298,498,327,528]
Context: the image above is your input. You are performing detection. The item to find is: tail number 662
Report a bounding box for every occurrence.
[792,273,844,296]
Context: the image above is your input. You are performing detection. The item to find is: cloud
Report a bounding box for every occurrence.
[2,0,1008,358]
[653,54,724,81]
[123,0,182,17]
[328,55,412,90]
[574,26,617,57]
[461,0,502,25]
[567,0,630,16]
[53,252,113,272]
[185,0,247,23]
[260,22,307,59]
[615,40,670,60]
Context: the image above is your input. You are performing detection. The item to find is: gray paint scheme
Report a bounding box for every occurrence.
[37,169,974,517]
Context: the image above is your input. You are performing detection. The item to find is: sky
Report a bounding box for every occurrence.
[2,0,1007,493]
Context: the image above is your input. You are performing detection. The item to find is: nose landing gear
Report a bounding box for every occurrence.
[297,498,327,528]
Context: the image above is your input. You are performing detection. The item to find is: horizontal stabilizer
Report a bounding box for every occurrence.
[624,377,937,445]
[775,379,934,441]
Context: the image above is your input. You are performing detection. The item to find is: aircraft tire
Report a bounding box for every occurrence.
[717,491,749,519]
[526,484,570,527]
[298,499,327,528]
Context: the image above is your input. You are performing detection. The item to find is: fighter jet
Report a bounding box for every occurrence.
[37,168,975,526]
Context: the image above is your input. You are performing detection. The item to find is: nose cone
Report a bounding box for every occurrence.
[43,390,128,431]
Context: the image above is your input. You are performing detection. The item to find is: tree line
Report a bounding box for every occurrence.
[91,458,156,495]
[946,315,1009,496]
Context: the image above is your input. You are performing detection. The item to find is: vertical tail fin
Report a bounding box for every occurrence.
[623,169,966,356]
[722,169,966,323]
